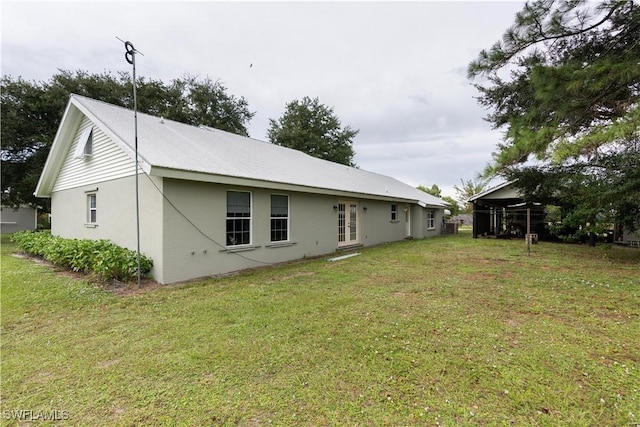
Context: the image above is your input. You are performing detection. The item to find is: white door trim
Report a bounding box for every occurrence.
[338,200,359,247]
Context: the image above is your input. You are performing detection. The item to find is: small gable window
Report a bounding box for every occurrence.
[74,127,93,159]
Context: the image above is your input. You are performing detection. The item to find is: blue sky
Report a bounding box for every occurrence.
[1,1,525,198]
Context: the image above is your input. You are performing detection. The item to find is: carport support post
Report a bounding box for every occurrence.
[526,207,531,257]
[472,201,477,238]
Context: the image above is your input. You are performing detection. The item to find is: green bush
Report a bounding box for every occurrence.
[11,231,153,282]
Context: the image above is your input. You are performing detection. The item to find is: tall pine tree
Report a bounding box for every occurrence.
[469,0,640,239]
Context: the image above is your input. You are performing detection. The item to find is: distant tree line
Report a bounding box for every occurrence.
[1,71,254,207]
[1,71,358,208]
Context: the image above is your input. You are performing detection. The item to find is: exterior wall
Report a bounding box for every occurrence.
[160,179,445,284]
[0,206,37,233]
[359,200,410,245]
[358,202,444,243]
[423,206,445,238]
[50,174,165,282]
[160,180,338,283]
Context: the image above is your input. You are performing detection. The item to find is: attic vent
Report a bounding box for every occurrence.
[73,126,93,159]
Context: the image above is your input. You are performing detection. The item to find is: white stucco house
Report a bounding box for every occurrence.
[35,95,448,284]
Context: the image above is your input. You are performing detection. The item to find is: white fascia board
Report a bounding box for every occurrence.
[34,100,80,197]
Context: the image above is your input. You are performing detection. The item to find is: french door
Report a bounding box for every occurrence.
[337,201,359,246]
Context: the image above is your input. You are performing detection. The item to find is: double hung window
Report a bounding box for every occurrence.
[226,191,251,245]
[270,195,289,242]
[427,210,435,229]
[391,204,398,221]
[87,193,97,224]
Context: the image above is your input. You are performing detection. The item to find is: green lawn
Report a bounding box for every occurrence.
[1,233,639,426]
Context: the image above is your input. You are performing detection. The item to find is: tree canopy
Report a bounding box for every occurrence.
[417,184,462,217]
[267,97,358,166]
[453,178,490,214]
[1,70,254,207]
[468,0,640,236]
[417,184,442,198]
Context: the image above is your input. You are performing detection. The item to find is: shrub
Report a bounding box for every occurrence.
[10,231,153,282]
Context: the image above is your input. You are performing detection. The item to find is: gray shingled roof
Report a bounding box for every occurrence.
[71,94,447,207]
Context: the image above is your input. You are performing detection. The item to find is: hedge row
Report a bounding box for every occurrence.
[11,231,153,282]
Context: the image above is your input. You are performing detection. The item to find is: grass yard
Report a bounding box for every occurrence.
[1,232,639,426]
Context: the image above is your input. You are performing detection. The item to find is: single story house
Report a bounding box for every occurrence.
[0,205,37,233]
[468,181,546,239]
[35,95,448,284]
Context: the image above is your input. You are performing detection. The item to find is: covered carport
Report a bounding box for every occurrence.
[469,182,547,239]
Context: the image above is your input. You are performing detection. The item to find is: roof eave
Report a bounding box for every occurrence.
[150,166,444,205]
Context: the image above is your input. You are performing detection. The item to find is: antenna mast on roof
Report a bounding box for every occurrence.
[118,37,144,288]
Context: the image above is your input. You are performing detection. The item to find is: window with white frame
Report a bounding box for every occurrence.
[391,204,398,221]
[87,193,97,224]
[270,194,289,242]
[226,191,251,246]
[426,210,435,229]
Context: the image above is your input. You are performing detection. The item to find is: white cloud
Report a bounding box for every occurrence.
[1,0,524,197]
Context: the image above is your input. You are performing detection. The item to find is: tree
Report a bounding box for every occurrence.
[417,184,442,198]
[501,149,640,242]
[2,76,66,209]
[468,0,640,237]
[267,97,358,166]
[166,76,254,136]
[1,70,255,207]
[453,178,490,213]
[442,196,462,217]
[417,184,461,217]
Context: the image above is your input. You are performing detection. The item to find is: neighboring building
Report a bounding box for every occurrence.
[0,206,37,233]
[449,214,472,226]
[35,95,448,284]
[617,227,639,246]
[469,181,640,246]
[468,181,546,239]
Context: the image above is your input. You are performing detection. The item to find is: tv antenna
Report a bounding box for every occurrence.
[117,37,144,288]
